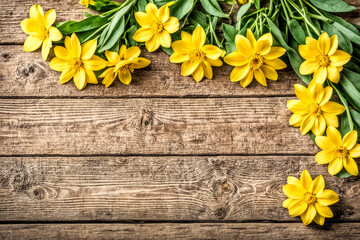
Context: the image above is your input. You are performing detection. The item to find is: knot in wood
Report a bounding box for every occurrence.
[137,109,153,131]
[8,169,32,192]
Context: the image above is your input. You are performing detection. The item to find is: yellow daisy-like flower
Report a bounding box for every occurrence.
[169,26,223,82]
[237,0,253,4]
[287,80,345,136]
[224,29,287,88]
[80,0,96,8]
[99,45,151,87]
[49,33,107,90]
[133,3,179,52]
[21,4,63,60]
[283,170,339,226]
[315,126,360,176]
[299,33,351,84]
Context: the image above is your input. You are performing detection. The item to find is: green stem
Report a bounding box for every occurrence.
[82,22,110,42]
[181,0,198,29]
[329,80,354,131]
[227,0,236,16]
[208,16,222,48]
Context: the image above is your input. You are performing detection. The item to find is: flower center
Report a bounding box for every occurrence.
[248,54,263,69]
[317,54,330,67]
[335,146,348,159]
[69,58,83,70]
[308,103,321,116]
[304,192,316,204]
[150,21,164,33]
[119,64,134,74]
[189,49,205,62]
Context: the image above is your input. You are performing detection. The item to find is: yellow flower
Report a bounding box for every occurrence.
[287,80,345,136]
[21,4,63,60]
[169,26,223,82]
[315,126,359,176]
[283,170,339,226]
[237,0,252,4]
[133,3,179,52]
[80,0,96,8]
[224,29,287,88]
[99,45,151,87]
[49,33,107,90]
[299,33,351,84]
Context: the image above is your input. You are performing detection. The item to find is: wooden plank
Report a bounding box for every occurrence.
[1,223,360,240]
[0,156,358,221]
[0,46,300,97]
[0,98,318,155]
[1,0,359,44]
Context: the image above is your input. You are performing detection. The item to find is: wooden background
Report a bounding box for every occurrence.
[0,0,360,239]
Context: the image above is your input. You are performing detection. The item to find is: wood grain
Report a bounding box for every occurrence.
[1,223,360,240]
[0,98,318,155]
[0,46,300,97]
[0,156,359,221]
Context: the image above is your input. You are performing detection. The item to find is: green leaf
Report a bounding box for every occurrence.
[332,22,360,45]
[340,112,351,137]
[170,0,194,20]
[137,0,147,11]
[254,0,260,10]
[266,17,311,84]
[324,12,360,35]
[322,22,353,54]
[222,23,238,42]
[342,68,360,91]
[336,168,353,178]
[61,16,109,35]
[161,46,174,55]
[236,3,252,30]
[310,0,356,12]
[189,10,208,29]
[239,18,254,36]
[350,109,360,134]
[288,19,306,44]
[98,16,126,52]
[54,21,77,35]
[308,132,316,144]
[345,61,360,74]
[199,0,228,18]
[340,75,360,111]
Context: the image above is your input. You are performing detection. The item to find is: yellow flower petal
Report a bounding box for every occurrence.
[133,27,154,42]
[135,12,153,27]
[304,36,321,57]
[145,3,158,19]
[170,52,189,63]
[44,9,56,29]
[156,5,169,23]
[329,50,351,67]
[254,68,267,86]
[321,101,345,115]
[105,50,120,64]
[42,39,51,61]
[311,115,326,136]
[287,176,300,185]
[315,202,333,218]
[30,4,44,26]
[246,28,257,49]
[49,57,68,72]
[258,33,273,46]
[163,17,179,34]
[145,34,161,52]
[64,36,73,54]
[328,35,338,56]
[313,66,327,84]
[311,82,324,104]
[327,66,340,84]
[49,26,63,42]
[99,67,114,79]
[315,151,336,164]
[310,175,325,194]
[54,46,71,60]
[300,169,312,192]
[202,45,223,60]
[315,136,337,151]
[125,46,141,60]
[316,189,339,206]
[21,18,40,35]
[344,155,359,176]
[172,40,191,53]
[119,70,132,85]
[230,64,250,82]
[317,32,331,55]
[235,35,252,58]
[283,198,297,208]
[181,60,200,76]
[261,65,278,81]
[206,58,223,67]
[314,213,325,226]
[294,84,313,105]
[322,113,339,128]
[299,60,318,75]
[131,57,151,69]
[73,67,87,90]
[300,204,316,225]
[181,31,192,44]
[263,59,287,70]
[192,65,205,82]
[325,127,341,146]
[299,45,318,60]
[101,68,117,88]
[70,33,81,59]
[192,26,206,49]
[343,130,358,150]
[203,60,213,79]
[300,114,315,135]
[283,184,306,199]
[84,65,98,84]
[119,45,127,59]
[289,114,304,127]
[240,70,253,88]
[59,67,76,84]
[81,39,97,60]
[263,47,286,60]
[288,201,308,217]
[287,99,308,115]
[83,55,107,71]
[159,31,172,48]
[23,35,43,52]
[349,144,360,158]
[319,86,333,106]
[328,158,343,175]
[224,52,248,66]
[256,40,271,55]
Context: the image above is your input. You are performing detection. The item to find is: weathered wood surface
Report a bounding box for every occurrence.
[0,98,318,155]
[0,156,359,221]
[0,46,300,97]
[1,223,360,240]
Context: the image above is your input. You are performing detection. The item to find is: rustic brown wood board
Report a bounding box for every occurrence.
[0,0,360,239]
